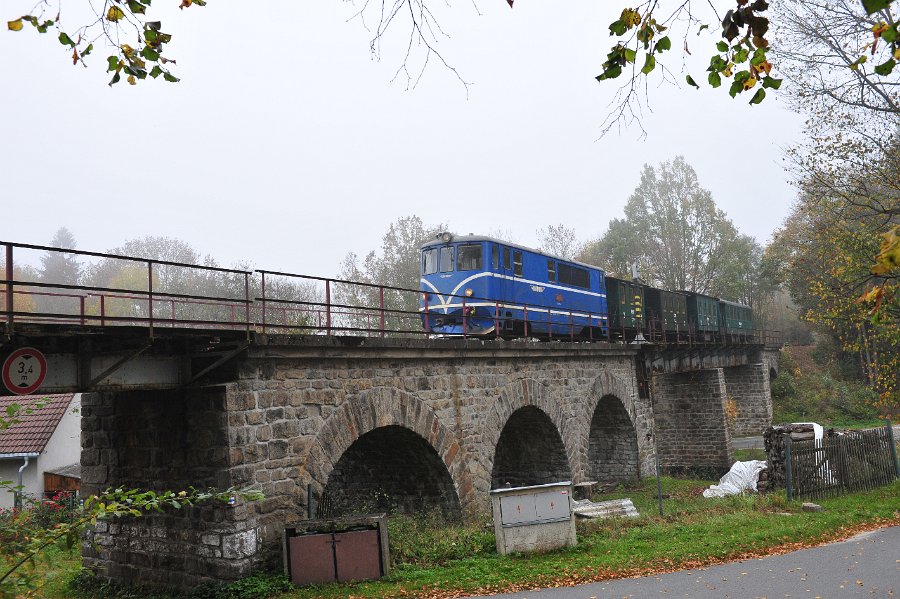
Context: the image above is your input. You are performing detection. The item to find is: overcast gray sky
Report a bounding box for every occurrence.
[1,0,802,277]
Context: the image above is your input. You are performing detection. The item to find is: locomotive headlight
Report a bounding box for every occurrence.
[421,292,431,302]
[465,288,473,297]
[440,232,453,243]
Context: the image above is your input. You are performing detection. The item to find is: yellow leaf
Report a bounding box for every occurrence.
[742,75,757,90]
[7,19,23,31]
[127,75,137,85]
[872,22,889,37]
[107,6,125,22]
[622,8,641,28]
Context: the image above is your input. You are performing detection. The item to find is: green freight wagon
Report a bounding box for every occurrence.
[644,288,689,340]
[685,292,720,340]
[719,299,753,342]
[605,277,645,340]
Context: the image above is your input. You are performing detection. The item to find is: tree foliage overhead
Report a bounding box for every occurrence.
[579,156,762,304]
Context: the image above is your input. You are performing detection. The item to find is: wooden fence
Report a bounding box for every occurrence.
[785,423,900,501]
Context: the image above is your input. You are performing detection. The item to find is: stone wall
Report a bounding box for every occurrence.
[723,363,772,437]
[652,369,733,479]
[80,389,259,587]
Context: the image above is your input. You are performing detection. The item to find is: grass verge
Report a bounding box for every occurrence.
[47,477,900,599]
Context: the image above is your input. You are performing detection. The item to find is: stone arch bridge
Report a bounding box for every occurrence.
[6,327,776,588]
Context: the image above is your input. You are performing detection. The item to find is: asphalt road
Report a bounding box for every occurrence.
[468,526,900,598]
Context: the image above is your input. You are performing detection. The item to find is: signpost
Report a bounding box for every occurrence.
[2,347,47,395]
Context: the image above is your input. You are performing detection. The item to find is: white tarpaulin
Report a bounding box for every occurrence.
[702,460,767,498]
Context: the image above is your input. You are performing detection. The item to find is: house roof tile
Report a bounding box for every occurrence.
[0,394,76,456]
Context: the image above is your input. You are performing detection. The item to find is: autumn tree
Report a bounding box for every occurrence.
[769,136,900,416]
[580,156,762,303]
[337,216,445,333]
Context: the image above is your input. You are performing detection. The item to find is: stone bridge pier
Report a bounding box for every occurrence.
[77,337,776,588]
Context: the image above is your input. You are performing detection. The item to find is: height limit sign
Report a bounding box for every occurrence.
[2,348,48,395]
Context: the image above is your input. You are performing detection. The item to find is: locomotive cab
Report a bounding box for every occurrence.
[419,233,609,339]
[420,235,498,336]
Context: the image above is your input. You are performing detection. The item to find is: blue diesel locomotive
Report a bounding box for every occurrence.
[419,232,756,343]
[419,233,609,338]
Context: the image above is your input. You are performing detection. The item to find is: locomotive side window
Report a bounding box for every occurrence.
[503,247,511,270]
[547,260,556,282]
[558,263,590,289]
[513,251,523,276]
[423,249,438,275]
[491,245,499,270]
[457,244,483,271]
[439,246,454,272]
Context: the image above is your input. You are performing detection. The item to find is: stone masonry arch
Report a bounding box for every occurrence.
[482,378,577,491]
[582,369,655,480]
[302,386,473,513]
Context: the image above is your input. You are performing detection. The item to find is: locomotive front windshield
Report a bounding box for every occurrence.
[423,249,438,275]
[456,244,482,271]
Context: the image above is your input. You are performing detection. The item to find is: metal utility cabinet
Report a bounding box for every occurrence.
[283,515,389,586]
[490,481,576,555]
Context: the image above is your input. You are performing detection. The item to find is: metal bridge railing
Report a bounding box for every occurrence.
[2,240,781,347]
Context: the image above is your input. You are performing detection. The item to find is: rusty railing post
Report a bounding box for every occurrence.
[325,279,331,336]
[243,273,250,339]
[424,293,430,339]
[79,296,85,326]
[147,261,154,338]
[495,302,500,339]
[379,286,385,338]
[261,272,267,334]
[462,296,467,339]
[5,244,13,334]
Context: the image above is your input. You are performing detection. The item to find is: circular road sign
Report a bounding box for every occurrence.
[2,347,48,395]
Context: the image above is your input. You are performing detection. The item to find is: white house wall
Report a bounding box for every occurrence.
[0,394,81,510]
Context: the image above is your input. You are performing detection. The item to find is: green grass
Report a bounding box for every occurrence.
[734,447,767,461]
[38,477,900,599]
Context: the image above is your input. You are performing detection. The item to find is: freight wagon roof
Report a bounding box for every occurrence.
[718,298,752,309]
[420,234,606,273]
